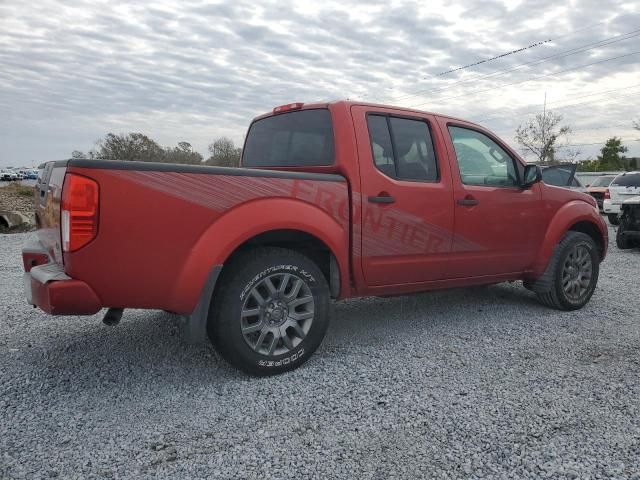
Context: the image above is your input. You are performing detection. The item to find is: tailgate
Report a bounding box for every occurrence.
[35,161,68,264]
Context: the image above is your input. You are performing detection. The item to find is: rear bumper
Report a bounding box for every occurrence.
[603,200,620,214]
[22,242,101,315]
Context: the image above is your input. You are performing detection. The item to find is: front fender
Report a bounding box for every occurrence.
[532,200,607,276]
[169,197,350,313]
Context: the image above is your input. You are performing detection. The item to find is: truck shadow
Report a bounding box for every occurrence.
[326,282,543,346]
[12,282,546,389]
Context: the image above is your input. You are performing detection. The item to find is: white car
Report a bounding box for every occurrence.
[603,171,640,225]
[1,169,18,181]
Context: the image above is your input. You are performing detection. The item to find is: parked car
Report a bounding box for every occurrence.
[603,171,640,225]
[586,175,616,211]
[1,169,18,181]
[22,101,607,375]
[616,195,640,249]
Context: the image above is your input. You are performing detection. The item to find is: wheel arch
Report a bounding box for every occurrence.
[532,200,607,276]
[170,197,350,315]
[568,220,605,260]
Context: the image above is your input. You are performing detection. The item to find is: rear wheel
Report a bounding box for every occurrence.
[536,232,599,311]
[607,213,620,226]
[208,247,330,376]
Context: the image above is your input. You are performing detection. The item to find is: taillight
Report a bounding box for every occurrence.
[604,189,610,200]
[61,173,99,252]
[273,102,304,113]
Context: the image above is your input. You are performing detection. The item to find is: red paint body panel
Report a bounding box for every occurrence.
[62,169,350,313]
[22,100,607,317]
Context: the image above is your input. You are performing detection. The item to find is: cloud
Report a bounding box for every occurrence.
[0,0,639,166]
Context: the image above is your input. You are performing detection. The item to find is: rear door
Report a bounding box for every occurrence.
[440,121,544,278]
[351,106,454,286]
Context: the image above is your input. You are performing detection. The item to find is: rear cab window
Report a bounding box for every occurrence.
[243,109,334,167]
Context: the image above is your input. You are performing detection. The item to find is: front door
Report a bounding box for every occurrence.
[440,121,544,278]
[352,106,455,286]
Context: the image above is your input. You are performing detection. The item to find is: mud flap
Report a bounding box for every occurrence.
[179,265,223,344]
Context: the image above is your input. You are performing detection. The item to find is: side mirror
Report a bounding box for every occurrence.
[522,165,542,188]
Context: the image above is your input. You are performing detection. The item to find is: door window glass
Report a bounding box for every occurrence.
[448,126,519,187]
[367,114,439,182]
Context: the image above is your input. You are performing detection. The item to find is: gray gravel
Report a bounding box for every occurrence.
[1,227,639,479]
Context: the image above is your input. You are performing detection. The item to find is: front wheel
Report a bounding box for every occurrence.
[208,247,330,376]
[607,213,620,226]
[536,231,599,311]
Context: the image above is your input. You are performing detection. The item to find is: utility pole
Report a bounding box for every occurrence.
[542,92,547,163]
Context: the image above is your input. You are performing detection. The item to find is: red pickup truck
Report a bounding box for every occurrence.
[23,101,607,375]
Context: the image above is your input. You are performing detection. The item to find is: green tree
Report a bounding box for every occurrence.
[95,133,164,162]
[515,111,571,163]
[597,137,628,171]
[206,137,241,167]
[162,142,203,165]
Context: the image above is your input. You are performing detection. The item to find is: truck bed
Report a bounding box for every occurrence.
[32,159,349,314]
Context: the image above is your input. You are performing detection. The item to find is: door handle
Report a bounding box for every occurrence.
[368,195,395,204]
[457,197,479,206]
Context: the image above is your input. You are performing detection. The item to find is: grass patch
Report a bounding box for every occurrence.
[15,184,35,197]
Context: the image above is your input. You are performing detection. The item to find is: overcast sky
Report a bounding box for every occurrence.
[1,0,639,167]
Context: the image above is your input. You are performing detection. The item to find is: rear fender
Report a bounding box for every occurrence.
[532,200,607,277]
[169,197,349,313]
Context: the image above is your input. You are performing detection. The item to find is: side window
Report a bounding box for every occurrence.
[448,126,520,187]
[367,114,439,182]
[367,115,396,178]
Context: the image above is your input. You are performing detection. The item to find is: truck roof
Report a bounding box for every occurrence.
[254,100,481,129]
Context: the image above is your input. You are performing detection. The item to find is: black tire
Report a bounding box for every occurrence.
[208,247,330,376]
[607,213,620,226]
[616,220,633,249]
[536,231,599,311]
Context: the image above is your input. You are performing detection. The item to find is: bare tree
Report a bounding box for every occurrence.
[633,118,640,131]
[515,111,572,164]
[206,137,241,167]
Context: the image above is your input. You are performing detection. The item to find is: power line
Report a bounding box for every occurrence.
[470,87,640,124]
[408,50,640,108]
[564,139,640,147]
[492,123,636,137]
[364,18,618,102]
[469,82,640,122]
[377,28,640,104]
[433,39,552,77]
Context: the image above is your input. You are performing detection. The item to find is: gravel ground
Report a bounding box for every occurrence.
[1,228,639,479]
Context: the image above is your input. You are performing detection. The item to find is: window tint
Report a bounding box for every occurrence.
[448,126,519,187]
[367,115,396,178]
[611,173,640,187]
[243,109,334,167]
[541,166,576,187]
[367,114,438,181]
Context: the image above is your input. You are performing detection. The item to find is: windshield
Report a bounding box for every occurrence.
[243,109,334,167]
[590,176,615,187]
